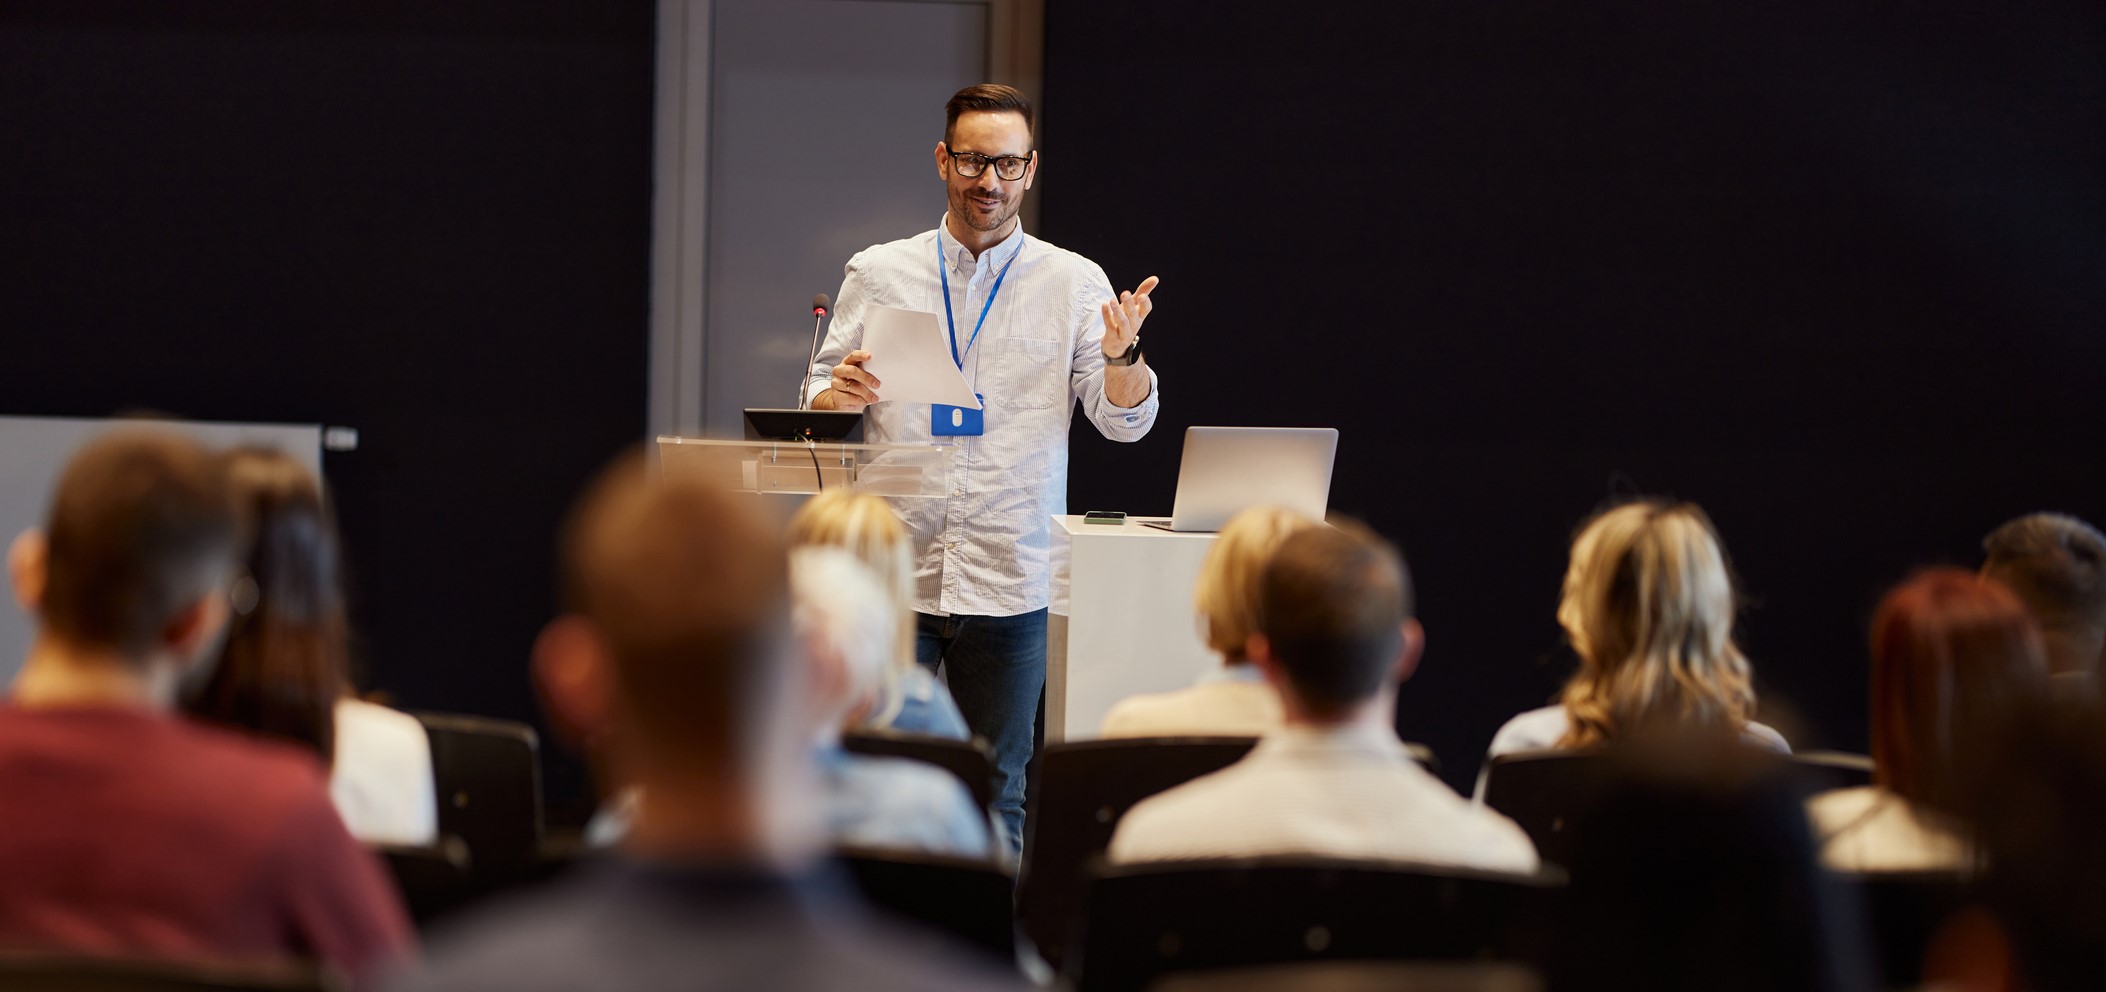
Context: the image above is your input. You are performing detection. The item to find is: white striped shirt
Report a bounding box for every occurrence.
[805,217,1160,617]
[1108,723,1540,875]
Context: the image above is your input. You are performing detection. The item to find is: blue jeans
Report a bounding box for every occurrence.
[915,609,1046,853]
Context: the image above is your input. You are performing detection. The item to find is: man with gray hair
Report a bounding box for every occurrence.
[1983,512,2106,687]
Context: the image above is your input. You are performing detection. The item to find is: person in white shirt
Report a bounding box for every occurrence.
[182,447,436,846]
[1100,506,1319,739]
[805,84,1164,851]
[1109,521,1539,874]
[1807,568,2051,872]
[1483,500,1789,774]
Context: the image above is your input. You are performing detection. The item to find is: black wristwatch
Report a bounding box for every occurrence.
[1104,339,1142,367]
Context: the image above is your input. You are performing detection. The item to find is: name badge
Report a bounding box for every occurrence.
[932,394,986,437]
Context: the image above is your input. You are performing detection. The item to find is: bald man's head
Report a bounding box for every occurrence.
[555,452,791,771]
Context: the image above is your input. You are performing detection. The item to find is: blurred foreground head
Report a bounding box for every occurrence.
[1549,734,1873,992]
[535,451,800,857]
[1944,698,2106,992]
[9,430,238,679]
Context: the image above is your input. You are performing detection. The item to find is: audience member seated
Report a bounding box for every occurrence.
[1099,506,1318,738]
[793,548,997,859]
[182,447,436,846]
[1546,733,1874,992]
[1980,512,2106,693]
[1485,500,1789,765]
[586,549,996,860]
[1807,569,2050,872]
[1109,520,1538,873]
[0,431,412,982]
[786,490,968,739]
[392,452,1022,992]
[1932,697,2106,992]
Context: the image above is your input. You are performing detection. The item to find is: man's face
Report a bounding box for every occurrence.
[936,110,1037,236]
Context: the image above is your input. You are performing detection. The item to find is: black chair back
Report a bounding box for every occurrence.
[835,845,1018,964]
[1149,961,1541,992]
[373,839,473,927]
[414,713,543,876]
[842,729,997,813]
[1019,737,1259,967]
[1068,857,1559,992]
[1022,736,1442,968]
[1789,751,1877,795]
[1480,749,1616,868]
[0,953,336,992]
[1838,870,1972,989]
[1484,747,1880,868]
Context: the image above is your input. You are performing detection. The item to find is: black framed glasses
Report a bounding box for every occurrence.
[947,149,1033,181]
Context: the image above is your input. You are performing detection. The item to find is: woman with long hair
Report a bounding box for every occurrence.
[1486,499,1787,761]
[183,447,435,845]
[1808,568,2050,871]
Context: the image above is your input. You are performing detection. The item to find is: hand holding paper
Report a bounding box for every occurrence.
[859,306,983,409]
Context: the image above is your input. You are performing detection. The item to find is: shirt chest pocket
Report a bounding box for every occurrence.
[983,337,1066,410]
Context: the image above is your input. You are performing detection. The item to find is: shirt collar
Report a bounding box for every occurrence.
[1199,662,1268,686]
[938,213,1026,276]
[1255,721,1416,760]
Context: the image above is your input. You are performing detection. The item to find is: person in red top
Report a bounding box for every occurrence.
[0,430,413,983]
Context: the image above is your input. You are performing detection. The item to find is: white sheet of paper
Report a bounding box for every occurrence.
[860,305,984,409]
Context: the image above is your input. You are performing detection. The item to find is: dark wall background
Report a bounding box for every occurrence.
[0,1,655,816]
[1045,2,2106,790]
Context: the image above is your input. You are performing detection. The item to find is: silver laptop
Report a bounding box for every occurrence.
[1144,426,1338,533]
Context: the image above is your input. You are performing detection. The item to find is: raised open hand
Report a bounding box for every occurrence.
[1099,275,1159,361]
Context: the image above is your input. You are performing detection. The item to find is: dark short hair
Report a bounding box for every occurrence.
[560,451,791,764]
[1254,520,1413,718]
[1982,512,2106,632]
[184,448,347,765]
[41,430,237,657]
[944,83,1033,144]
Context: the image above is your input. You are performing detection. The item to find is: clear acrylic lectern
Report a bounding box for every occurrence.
[654,436,953,498]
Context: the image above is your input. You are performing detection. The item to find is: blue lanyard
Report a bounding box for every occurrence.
[937,229,1023,369]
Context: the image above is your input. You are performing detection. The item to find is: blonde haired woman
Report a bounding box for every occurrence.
[786,490,969,740]
[1485,500,1788,759]
[1099,505,1323,738]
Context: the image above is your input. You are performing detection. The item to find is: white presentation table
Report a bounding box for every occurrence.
[1048,515,1221,741]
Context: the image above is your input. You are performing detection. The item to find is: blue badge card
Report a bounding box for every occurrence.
[932,394,986,436]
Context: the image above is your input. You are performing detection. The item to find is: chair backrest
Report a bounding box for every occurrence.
[1021,736,1442,969]
[1068,857,1560,992]
[1837,870,1972,989]
[841,729,997,814]
[834,845,1019,964]
[0,953,337,992]
[1479,749,1618,868]
[1019,737,1259,967]
[1789,751,1876,795]
[1148,961,1542,992]
[373,839,473,927]
[414,712,543,876]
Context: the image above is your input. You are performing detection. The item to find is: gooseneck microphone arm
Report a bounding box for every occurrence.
[799,293,831,410]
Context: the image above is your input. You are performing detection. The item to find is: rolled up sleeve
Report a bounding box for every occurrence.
[804,256,873,406]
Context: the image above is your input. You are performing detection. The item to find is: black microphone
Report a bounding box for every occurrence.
[799,293,831,410]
